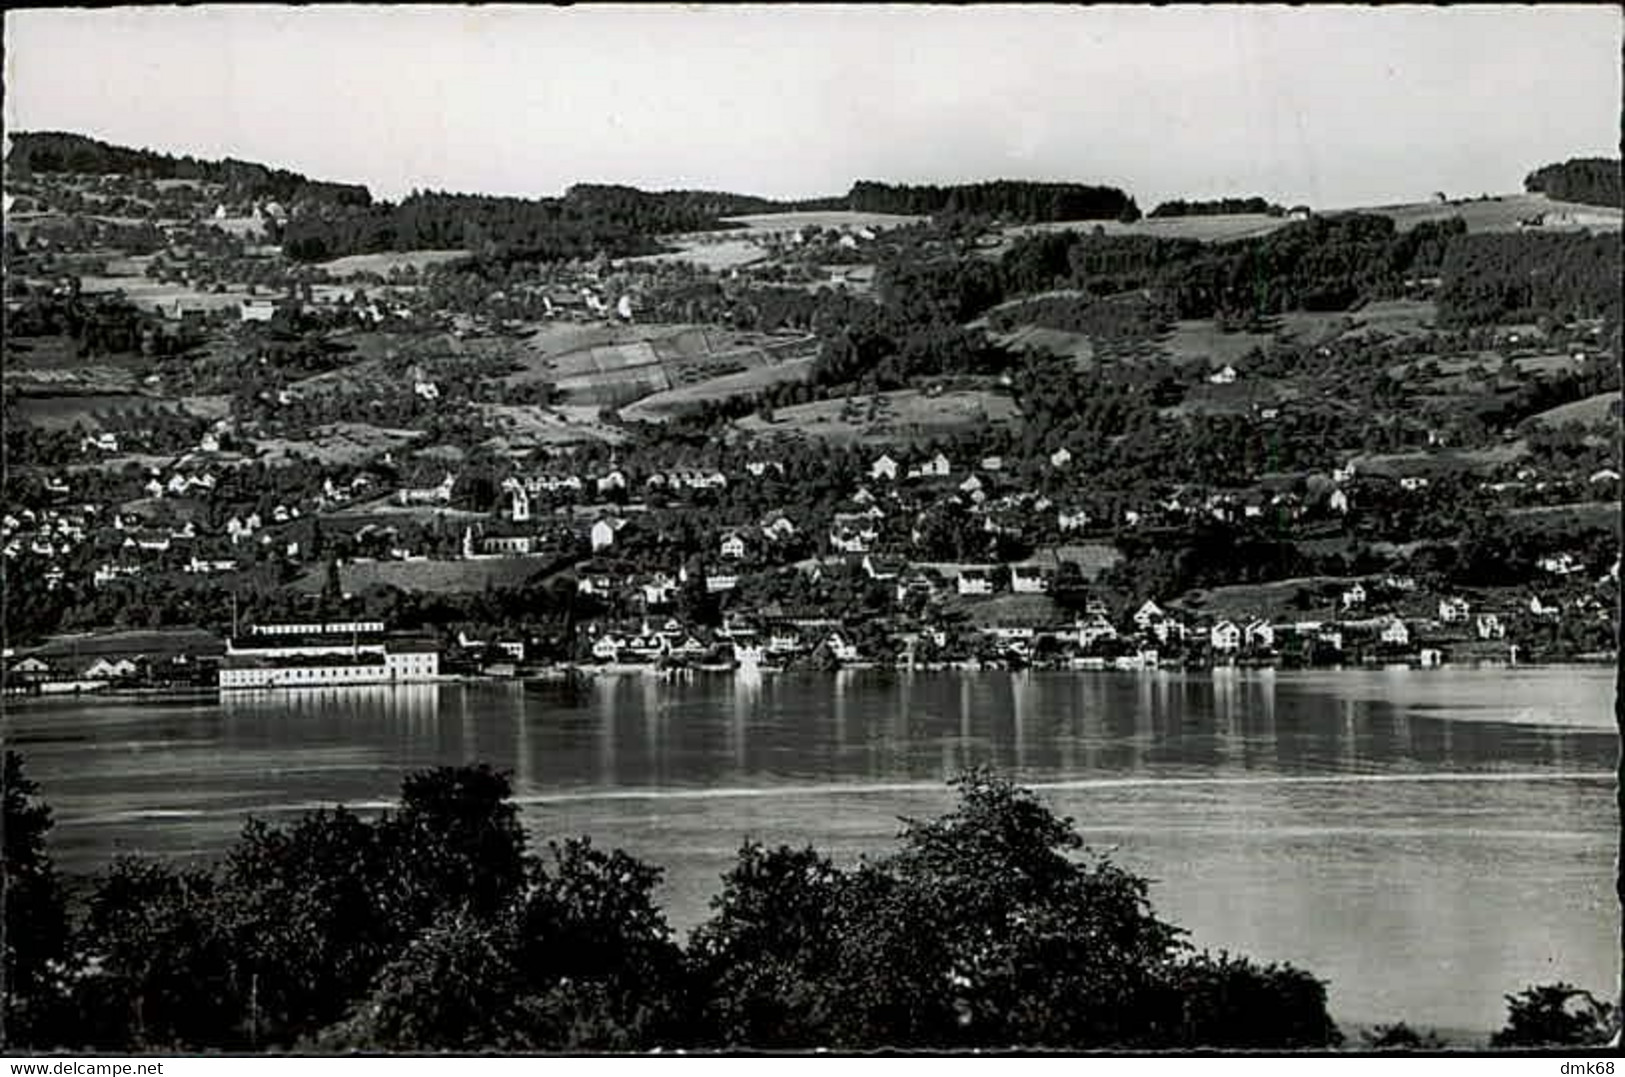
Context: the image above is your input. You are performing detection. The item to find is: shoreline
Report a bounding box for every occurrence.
[2,655,1616,704]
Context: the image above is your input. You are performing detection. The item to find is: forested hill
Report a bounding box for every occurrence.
[847,179,1141,222]
[278,185,850,262]
[1524,157,1623,208]
[1149,196,1286,218]
[6,130,374,207]
[561,183,846,227]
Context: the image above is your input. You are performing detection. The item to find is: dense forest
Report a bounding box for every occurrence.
[993,215,1469,321]
[1436,231,1623,326]
[1523,157,1623,208]
[848,179,1141,222]
[281,185,854,263]
[1148,196,1286,218]
[6,130,373,207]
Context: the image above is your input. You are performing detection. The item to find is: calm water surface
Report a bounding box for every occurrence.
[6,666,1617,1034]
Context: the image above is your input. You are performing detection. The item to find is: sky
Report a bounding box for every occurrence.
[4,5,1621,209]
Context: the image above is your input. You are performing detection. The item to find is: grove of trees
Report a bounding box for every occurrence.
[1524,157,1623,209]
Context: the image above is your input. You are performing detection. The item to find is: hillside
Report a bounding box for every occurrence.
[7,129,374,206]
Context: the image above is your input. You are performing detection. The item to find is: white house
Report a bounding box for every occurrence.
[1328,489,1351,514]
[1049,447,1073,470]
[720,532,747,559]
[398,473,456,506]
[642,574,679,606]
[1133,600,1165,630]
[1438,597,1471,623]
[829,528,870,555]
[1538,553,1581,576]
[1475,614,1506,640]
[1076,615,1118,647]
[1207,365,1238,385]
[1528,594,1558,618]
[1381,619,1411,646]
[85,656,140,680]
[592,635,624,661]
[1399,476,1429,492]
[502,478,532,523]
[1058,508,1091,532]
[871,454,899,481]
[956,569,995,596]
[1209,620,1242,652]
[1341,583,1367,610]
[240,297,280,323]
[590,517,626,551]
[1152,618,1188,645]
[1010,565,1052,595]
[761,515,797,542]
[825,634,861,663]
[862,555,903,581]
[1243,620,1275,650]
[596,469,628,496]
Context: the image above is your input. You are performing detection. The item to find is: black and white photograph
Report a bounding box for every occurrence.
[1,3,1620,1057]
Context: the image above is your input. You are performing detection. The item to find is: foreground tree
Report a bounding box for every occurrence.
[1161,951,1343,1049]
[687,843,848,1047]
[1490,983,1618,1047]
[511,837,691,1050]
[69,859,239,1050]
[324,911,529,1052]
[217,808,400,1046]
[1,752,70,1049]
[686,768,1340,1050]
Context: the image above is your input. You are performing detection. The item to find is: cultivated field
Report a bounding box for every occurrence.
[318,249,473,278]
[618,356,817,423]
[506,322,816,409]
[1506,501,1620,531]
[1159,321,1277,366]
[946,593,1062,625]
[29,628,226,660]
[1351,193,1623,234]
[986,324,1097,366]
[251,422,422,466]
[623,237,769,272]
[1184,576,1360,619]
[999,213,1292,250]
[1385,351,1585,384]
[290,556,556,596]
[1529,391,1622,428]
[718,211,926,233]
[1027,543,1124,580]
[475,402,630,447]
[734,388,1020,445]
[77,274,254,316]
[6,392,171,431]
[1350,443,1530,477]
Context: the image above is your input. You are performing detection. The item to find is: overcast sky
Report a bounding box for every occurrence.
[5,5,1620,208]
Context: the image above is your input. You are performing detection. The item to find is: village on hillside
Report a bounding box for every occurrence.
[3,139,1620,693]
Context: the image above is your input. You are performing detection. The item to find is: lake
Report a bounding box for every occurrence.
[5,666,1616,1035]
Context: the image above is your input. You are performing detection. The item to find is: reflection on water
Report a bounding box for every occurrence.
[4,667,1616,1033]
